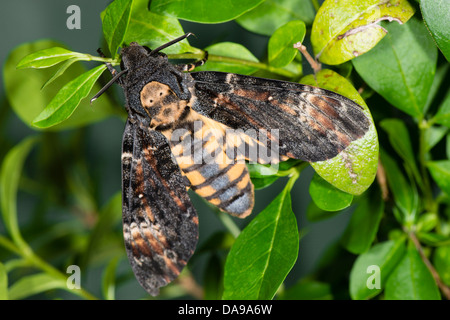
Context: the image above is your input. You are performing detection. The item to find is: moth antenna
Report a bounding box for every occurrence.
[150,32,194,55]
[90,68,128,104]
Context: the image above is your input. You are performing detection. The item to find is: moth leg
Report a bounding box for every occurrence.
[97,48,119,77]
[177,51,209,72]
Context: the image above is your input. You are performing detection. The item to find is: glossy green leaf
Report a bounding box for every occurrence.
[150,0,263,23]
[8,273,66,300]
[312,0,415,65]
[427,160,450,196]
[433,90,450,127]
[16,47,85,69]
[301,69,378,195]
[223,186,299,299]
[278,280,333,300]
[380,148,418,220]
[4,40,118,131]
[32,64,107,128]
[0,263,7,300]
[236,0,315,36]
[433,245,450,286]
[385,242,440,300]
[41,58,79,90]
[268,20,305,68]
[349,238,406,300]
[102,0,133,57]
[124,0,195,54]
[352,18,437,118]
[340,187,384,254]
[1,137,38,248]
[195,42,259,75]
[102,257,120,300]
[306,200,341,222]
[309,173,353,211]
[420,0,450,61]
[248,163,279,189]
[379,118,421,182]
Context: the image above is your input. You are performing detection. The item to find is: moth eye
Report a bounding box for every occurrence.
[149,99,153,103]
[160,92,163,96]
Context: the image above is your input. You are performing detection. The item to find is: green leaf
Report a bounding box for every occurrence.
[311,0,415,65]
[236,0,315,36]
[1,137,38,248]
[150,0,263,23]
[352,17,437,118]
[4,40,118,131]
[349,238,406,300]
[416,213,438,233]
[41,58,79,90]
[195,42,259,75]
[309,173,353,211]
[278,280,333,300]
[102,0,133,57]
[123,0,195,54]
[8,273,67,300]
[102,257,120,300]
[340,187,384,254]
[433,245,450,286]
[427,160,450,196]
[223,186,299,299]
[420,0,450,62]
[385,242,441,300]
[16,47,85,69]
[379,118,421,183]
[0,263,8,300]
[433,89,450,127]
[268,20,305,68]
[301,69,378,195]
[380,148,418,220]
[424,126,448,153]
[306,200,341,222]
[32,64,107,128]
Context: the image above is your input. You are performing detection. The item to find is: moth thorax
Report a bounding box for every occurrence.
[140,81,189,130]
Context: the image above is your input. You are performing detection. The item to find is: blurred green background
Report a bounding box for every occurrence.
[0,0,354,299]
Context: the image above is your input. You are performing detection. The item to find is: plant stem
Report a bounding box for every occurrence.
[0,235,98,300]
[167,53,299,78]
[409,230,450,300]
[312,0,321,12]
[217,210,241,239]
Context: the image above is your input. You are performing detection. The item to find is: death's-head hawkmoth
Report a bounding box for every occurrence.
[92,33,370,296]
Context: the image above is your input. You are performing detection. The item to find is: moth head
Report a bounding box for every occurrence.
[120,42,151,70]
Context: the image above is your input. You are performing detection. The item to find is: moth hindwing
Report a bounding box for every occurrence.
[94,37,370,296]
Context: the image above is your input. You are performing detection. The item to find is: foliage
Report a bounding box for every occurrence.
[1,0,450,300]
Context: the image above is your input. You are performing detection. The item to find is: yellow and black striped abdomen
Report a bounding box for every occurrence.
[168,111,254,218]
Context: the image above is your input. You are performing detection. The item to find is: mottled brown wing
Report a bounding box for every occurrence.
[121,119,198,296]
[190,71,370,162]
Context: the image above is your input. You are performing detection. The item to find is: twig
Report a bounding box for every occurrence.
[409,231,450,300]
[376,158,389,201]
[293,42,322,74]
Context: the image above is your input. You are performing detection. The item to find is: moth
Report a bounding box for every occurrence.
[92,33,370,296]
